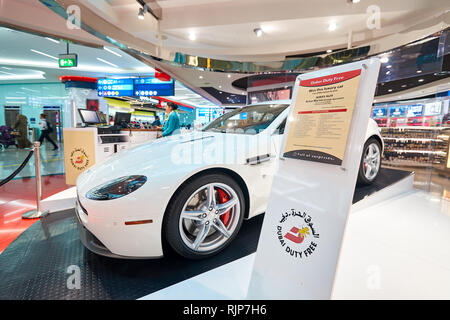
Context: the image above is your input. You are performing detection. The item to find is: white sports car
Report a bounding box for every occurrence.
[76,101,383,259]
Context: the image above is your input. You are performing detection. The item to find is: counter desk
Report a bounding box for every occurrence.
[120,128,159,146]
[63,127,160,185]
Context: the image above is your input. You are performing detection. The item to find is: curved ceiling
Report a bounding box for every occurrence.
[51,0,450,61]
[0,0,449,107]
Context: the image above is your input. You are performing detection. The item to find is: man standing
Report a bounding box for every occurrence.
[152,115,161,127]
[38,113,58,150]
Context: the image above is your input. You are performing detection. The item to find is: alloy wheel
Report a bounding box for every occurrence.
[363,142,381,181]
[178,182,241,252]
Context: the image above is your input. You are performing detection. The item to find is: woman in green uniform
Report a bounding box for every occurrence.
[157,102,181,138]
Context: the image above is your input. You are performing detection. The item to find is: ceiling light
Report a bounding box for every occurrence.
[386,71,391,75]
[401,84,407,88]
[96,57,118,68]
[219,85,222,88]
[30,49,58,60]
[104,47,122,57]
[379,56,389,63]
[189,32,196,41]
[0,72,46,81]
[199,75,203,79]
[386,65,392,69]
[416,70,422,73]
[138,7,145,20]
[328,22,337,31]
[418,79,424,82]
[326,49,332,53]
[388,89,393,92]
[351,0,360,3]
[45,37,60,44]
[253,28,263,37]
[227,74,231,78]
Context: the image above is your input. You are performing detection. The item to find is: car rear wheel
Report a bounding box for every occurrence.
[163,173,245,259]
[358,138,382,185]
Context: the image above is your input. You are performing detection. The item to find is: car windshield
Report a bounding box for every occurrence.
[203,104,289,134]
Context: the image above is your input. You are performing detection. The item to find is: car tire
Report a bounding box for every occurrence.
[163,173,246,259]
[357,138,382,185]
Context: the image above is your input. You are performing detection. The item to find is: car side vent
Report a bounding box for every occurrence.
[246,154,272,165]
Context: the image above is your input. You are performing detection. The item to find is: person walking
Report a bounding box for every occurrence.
[12,114,32,149]
[38,113,58,150]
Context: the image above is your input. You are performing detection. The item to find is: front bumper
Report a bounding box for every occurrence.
[75,199,163,259]
[76,215,132,259]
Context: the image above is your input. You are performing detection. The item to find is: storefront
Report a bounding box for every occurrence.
[372,95,450,174]
[0,83,69,142]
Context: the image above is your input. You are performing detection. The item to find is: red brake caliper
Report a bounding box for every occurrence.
[217,188,231,226]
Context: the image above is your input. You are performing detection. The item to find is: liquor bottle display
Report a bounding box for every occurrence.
[381,127,450,167]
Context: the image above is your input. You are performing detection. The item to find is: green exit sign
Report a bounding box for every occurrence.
[58,54,78,68]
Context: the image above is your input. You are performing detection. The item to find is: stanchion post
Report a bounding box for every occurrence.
[22,141,49,219]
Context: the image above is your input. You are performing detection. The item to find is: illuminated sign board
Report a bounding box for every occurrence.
[407,104,423,117]
[424,102,442,116]
[388,106,406,117]
[97,78,134,97]
[372,107,387,118]
[58,54,78,68]
[134,78,175,96]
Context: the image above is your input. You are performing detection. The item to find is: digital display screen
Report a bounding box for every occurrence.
[424,103,442,116]
[407,104,423,117]
[79,109,100,124]
[372,107,387,118]
[248,88,292,104]
[97,79,134,97]
[134,78,175,96]
[388,106,406,117]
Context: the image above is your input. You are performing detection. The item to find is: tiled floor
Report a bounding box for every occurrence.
[0,142,66,254]
[0,175,70,254]
[0,142,65,180]
[141,190,450,300]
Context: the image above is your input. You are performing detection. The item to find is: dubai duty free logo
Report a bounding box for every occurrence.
[276,209,320,259]
[70,148,90,170]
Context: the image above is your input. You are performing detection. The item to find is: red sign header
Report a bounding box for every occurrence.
[300,69,361,87]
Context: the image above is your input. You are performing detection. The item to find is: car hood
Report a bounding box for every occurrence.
[76,131,273,192]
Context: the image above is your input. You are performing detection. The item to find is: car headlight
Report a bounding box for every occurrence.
[86,175,147,200]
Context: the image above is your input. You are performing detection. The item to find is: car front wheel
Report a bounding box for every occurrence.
[358,138,382,185]
[163,173,245,259]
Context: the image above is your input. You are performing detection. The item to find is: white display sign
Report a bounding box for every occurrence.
[247,59,380,299]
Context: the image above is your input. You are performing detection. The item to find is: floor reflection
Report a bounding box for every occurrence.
[0,142,64,179]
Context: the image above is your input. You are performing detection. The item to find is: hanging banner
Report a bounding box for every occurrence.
[247,59,380,299]
[283,69,361,165]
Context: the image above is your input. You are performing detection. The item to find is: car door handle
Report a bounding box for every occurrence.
[246,154,272,165]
